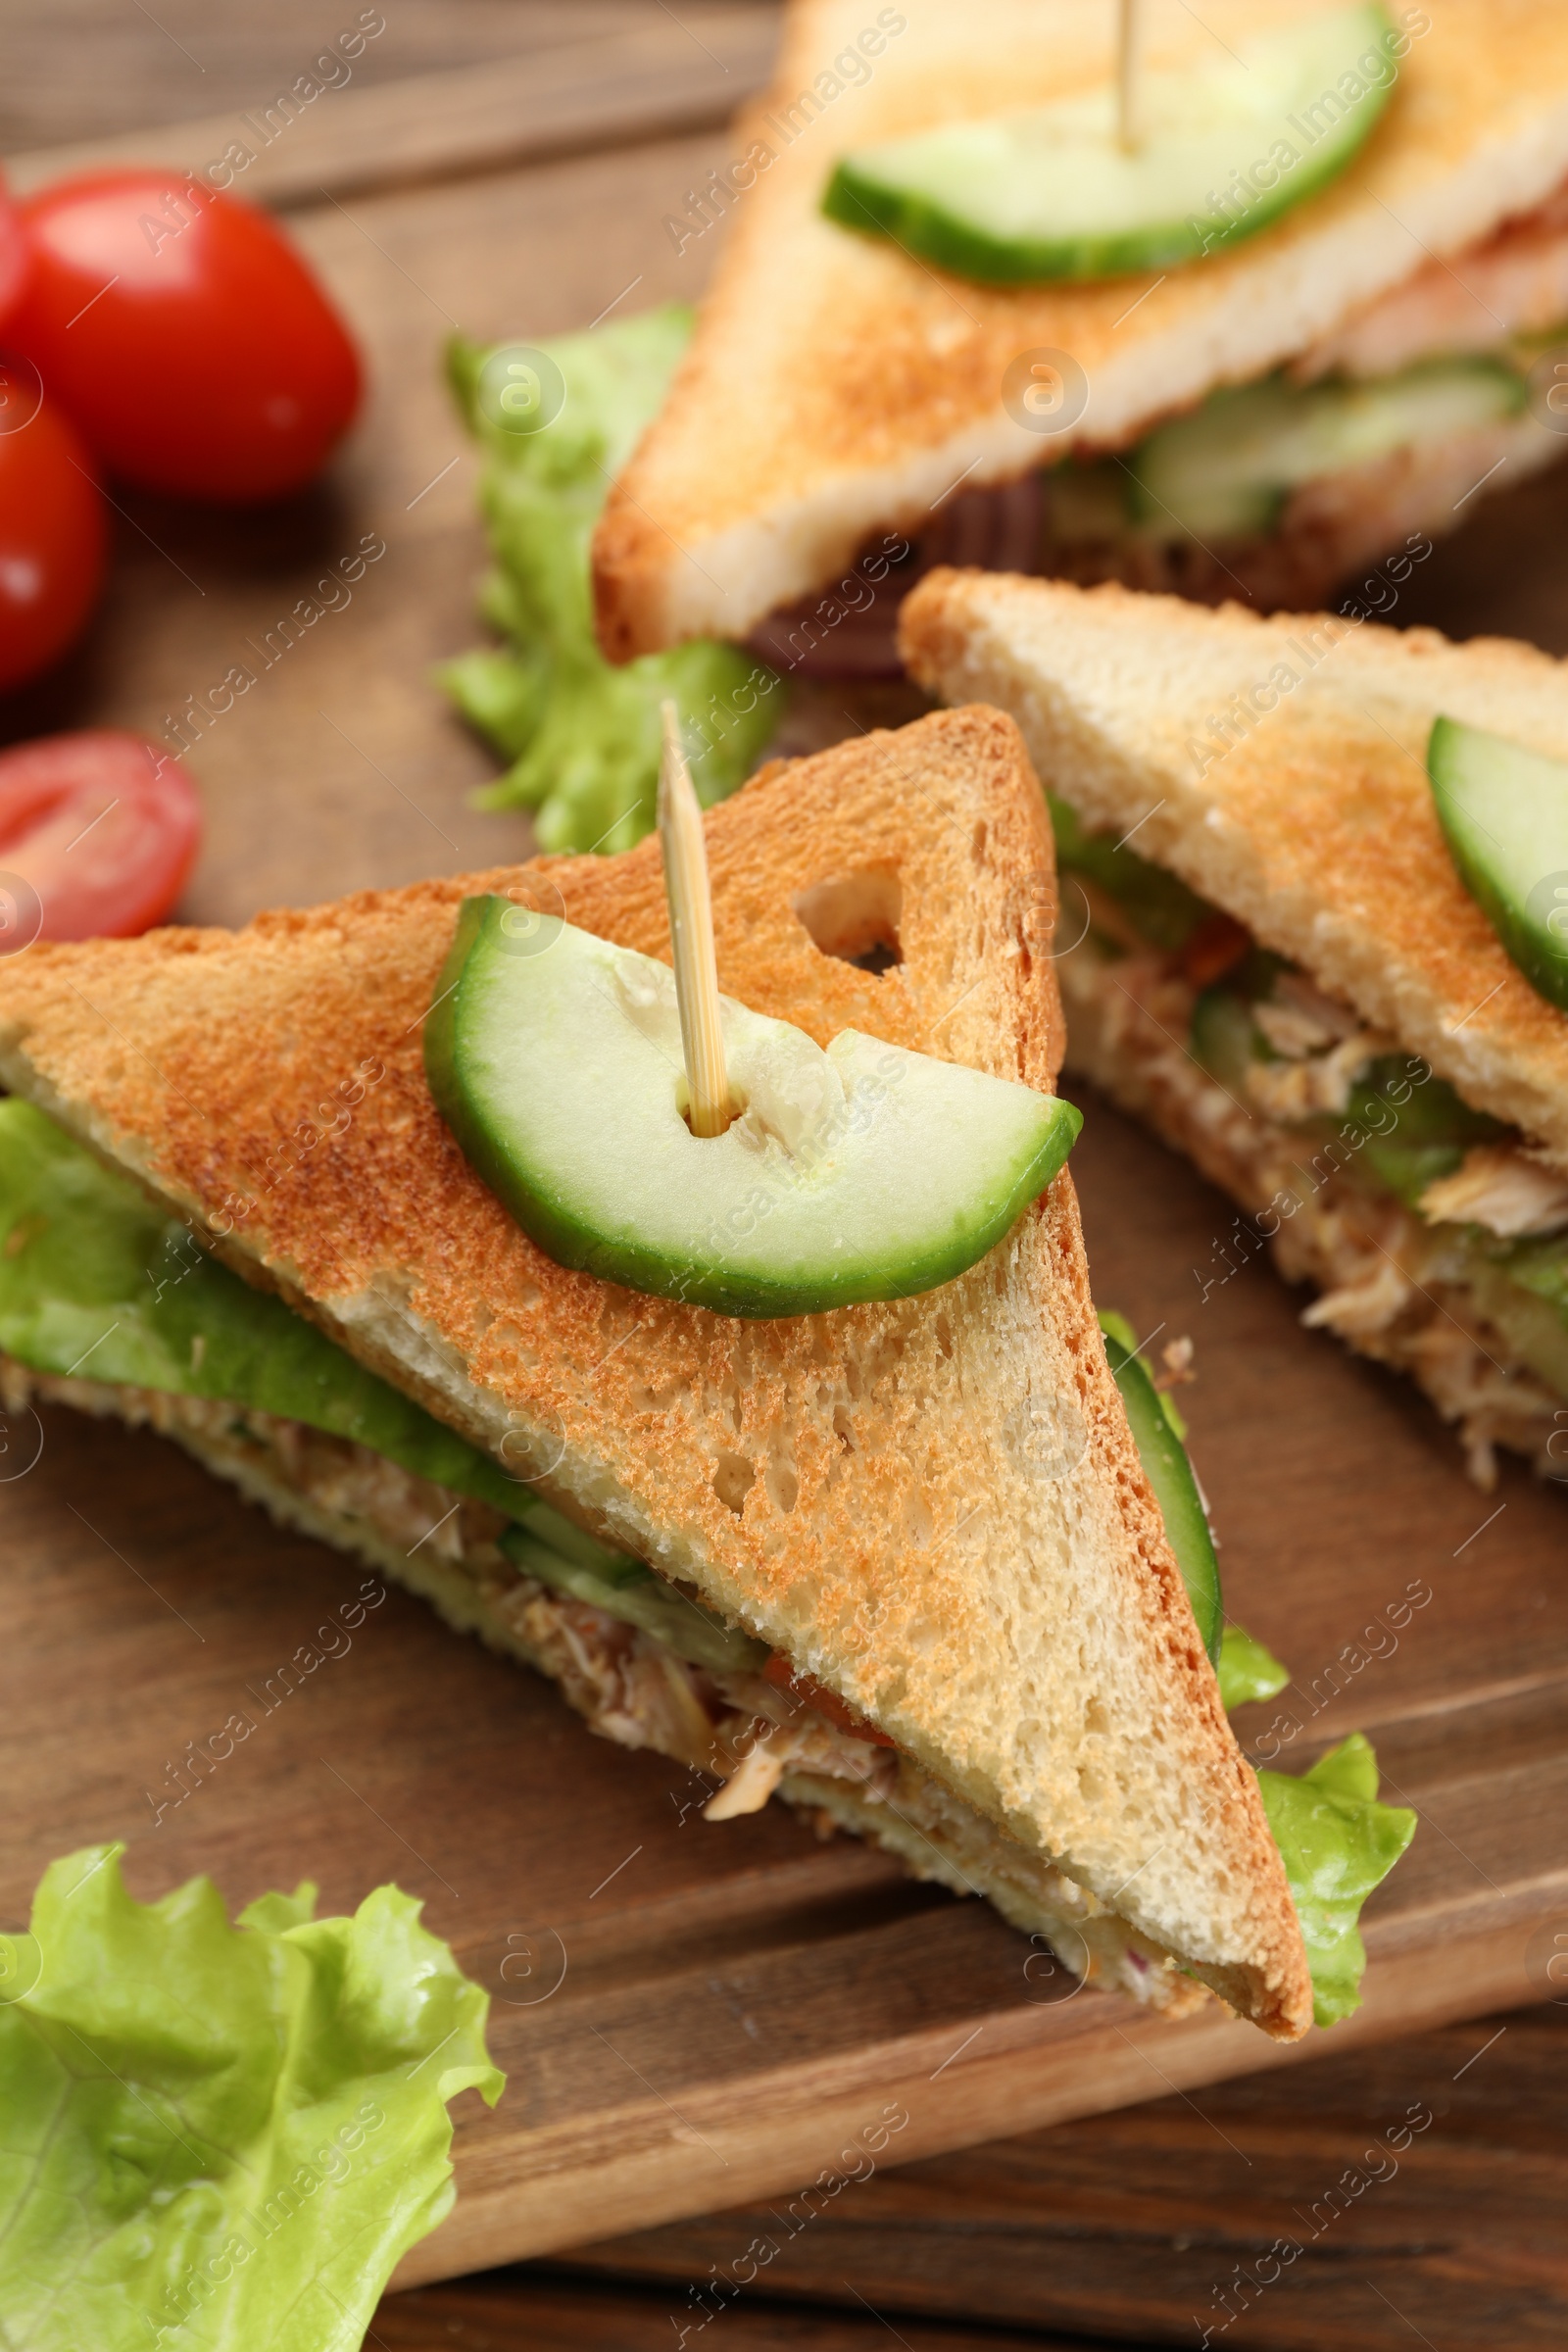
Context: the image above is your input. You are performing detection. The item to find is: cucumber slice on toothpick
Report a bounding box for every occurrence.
[424,902,1080,1318]
[823,4,1396,285]
[1429,716,1568,1012]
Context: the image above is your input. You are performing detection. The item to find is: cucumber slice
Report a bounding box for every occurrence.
[499,1521,767,1675]
[1130,360,1525,540]
[822,5,1395,285]
[1189,985,1265,1096]
[1345,1054,1504,1152]
[1429,715,1568,1012]
[425,902,1081,1319]
[1049,792,1213,952]
[1099,1312,1222,1664]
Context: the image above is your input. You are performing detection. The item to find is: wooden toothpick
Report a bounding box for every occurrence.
[1116,0,1144,153]
[658,700,734,1139]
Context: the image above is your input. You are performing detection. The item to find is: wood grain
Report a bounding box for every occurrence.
[0,2,776,156]
[4,10,782,207]
[549,2000,1568,2350]
[0,42,1565,2342]
[379,2273,1111,2352]
[3,1090,1563,2294]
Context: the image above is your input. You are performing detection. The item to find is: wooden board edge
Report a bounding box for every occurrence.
[3,11,778,209]
[391,1917,1546,2288]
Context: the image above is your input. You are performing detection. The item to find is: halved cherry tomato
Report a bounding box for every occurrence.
[0,731,201,943]
[10,171,361,503]
[761,1652,898,1747]
[0,169,29,328]
[0,367,106,691]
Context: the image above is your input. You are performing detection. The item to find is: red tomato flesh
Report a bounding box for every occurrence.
[0,368,107,691]
[0,731,201,941]
[11,171,362,503]
[761,1653,898,1747]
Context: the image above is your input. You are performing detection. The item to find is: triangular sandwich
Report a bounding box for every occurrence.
[0,709,1309,2037]
[594,0,1568,668]
[903,567,1568,1486]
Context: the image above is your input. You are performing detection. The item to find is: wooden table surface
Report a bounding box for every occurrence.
[3,9,1566,2347]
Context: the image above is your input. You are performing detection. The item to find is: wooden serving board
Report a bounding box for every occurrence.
[3,10,1568,2291]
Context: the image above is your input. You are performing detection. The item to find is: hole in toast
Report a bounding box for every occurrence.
[712,1451,756,1515]
[792,868,903,974]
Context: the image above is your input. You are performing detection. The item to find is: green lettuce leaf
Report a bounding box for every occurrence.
[0,1845,502,2350]
[1258,1734,1417,2028]
[0,1099,524,1517]
[1216,1624,1290,1710]
[0,1100,748,1661]
[1048,791,1213,953]
[443,306,780,853]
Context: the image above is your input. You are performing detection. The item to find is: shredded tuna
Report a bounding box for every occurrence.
[0,1361,901,1805]
[1057,939,1568,1489]
[1300,1251,1414,1339]
[1246,1028,1392,1120]
[0,1356,1208,2014]
[1418,1144,1568,1239]
[704,1740,789,1819]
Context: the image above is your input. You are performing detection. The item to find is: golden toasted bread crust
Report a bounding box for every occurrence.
[901,571,1568,1166]
[0,709,1308,2035]
[595,0,1568,657]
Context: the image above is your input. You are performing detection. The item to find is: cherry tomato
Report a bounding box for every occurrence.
[0,731,201,946]
[0,170,29,329]
[10,171,362,503]
[0,368,107,691]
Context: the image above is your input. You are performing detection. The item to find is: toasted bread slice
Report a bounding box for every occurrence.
[902,570,1568,1169]
[594,0,1568,660]
[0,1349,1203,2019]
[0,709,1309,2036]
